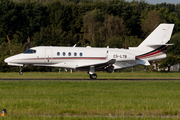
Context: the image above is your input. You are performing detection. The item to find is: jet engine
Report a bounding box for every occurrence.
[104,64,114,73]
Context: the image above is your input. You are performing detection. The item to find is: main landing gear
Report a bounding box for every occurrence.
[90,73,97,79]
[88,64,114,79]
[88,66,97,79]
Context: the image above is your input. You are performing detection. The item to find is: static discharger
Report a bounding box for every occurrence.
[1,109,7,117]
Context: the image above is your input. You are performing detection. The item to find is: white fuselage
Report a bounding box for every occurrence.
[4,45,168,71]
[4,46,138,69]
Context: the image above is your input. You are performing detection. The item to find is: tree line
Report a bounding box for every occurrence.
[0,0,180,72]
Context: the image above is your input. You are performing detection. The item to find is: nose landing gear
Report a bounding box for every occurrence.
[19,65,24,75]
[19,71,23,75]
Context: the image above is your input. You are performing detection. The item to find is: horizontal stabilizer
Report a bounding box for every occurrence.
[147,44,173,47]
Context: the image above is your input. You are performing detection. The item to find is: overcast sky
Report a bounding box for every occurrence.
[126,0,180,4]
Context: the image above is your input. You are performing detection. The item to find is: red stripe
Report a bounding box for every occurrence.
[136,47,167,59]
[20,57,106,60]
[137,50,161,58]
[52,57,106,60]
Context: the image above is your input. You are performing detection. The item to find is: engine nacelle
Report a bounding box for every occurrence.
[108,50,136,61]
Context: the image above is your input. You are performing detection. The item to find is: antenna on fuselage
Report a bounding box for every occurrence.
[73,44,76,47]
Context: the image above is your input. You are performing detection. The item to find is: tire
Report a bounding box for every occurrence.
[19,72,23,75]
[90,74,97,79]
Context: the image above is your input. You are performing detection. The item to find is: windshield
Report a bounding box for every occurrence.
[23,49,36,54]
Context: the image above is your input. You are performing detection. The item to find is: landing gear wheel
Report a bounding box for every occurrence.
[90,74,97,79]
[19,71,23,75]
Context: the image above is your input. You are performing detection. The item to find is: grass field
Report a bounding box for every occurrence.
[1,72,180,119]
[0,71,180,79]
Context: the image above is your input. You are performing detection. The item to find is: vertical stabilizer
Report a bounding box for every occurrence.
[128,23,175,62]
[138,23,174,48]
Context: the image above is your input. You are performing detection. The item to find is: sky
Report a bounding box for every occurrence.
[126,0,180,4]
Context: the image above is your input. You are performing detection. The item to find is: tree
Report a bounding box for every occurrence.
[0,0,17,54]
[160,54,180,71]
[47,1,80,46]
[159,7,180,33]
[82,9,126,47]
[168,32,180,55]
[100,15,126,43]
[175,4,180,19]
[107,36,124,48]
[17,0,47,49]
[82,9,104,46]
[140,10,166,37]
[33,26,77,46]
[123,36,141,48]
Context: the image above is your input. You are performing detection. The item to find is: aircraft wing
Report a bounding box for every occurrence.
[76,59,116,71]
[41,59,116,72]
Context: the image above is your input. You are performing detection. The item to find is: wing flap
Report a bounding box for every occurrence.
[76,59,116,71]
[136,59,150,66]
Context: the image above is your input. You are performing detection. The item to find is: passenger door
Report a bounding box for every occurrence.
[45,49,52,63]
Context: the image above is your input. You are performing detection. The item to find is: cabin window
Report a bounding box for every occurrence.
[74,52,77,56]
[57,52,60,56]
[63,52,66,56]
[68,52,71,56]
[80,52,83,56]
[23,49,36,54]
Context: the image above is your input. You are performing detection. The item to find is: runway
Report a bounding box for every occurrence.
[0,78,180,80]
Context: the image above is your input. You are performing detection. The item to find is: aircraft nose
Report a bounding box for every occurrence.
[4,57,12,63]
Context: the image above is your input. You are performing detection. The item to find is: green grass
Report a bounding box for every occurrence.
[1,80,180,119]
[0,71,180,79]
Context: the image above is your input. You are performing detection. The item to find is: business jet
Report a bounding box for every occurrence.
[4,23,174,79]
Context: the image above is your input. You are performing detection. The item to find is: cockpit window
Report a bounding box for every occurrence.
[23,49,36,54]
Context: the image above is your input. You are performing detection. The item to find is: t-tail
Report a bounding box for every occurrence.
[129,23,174,65]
